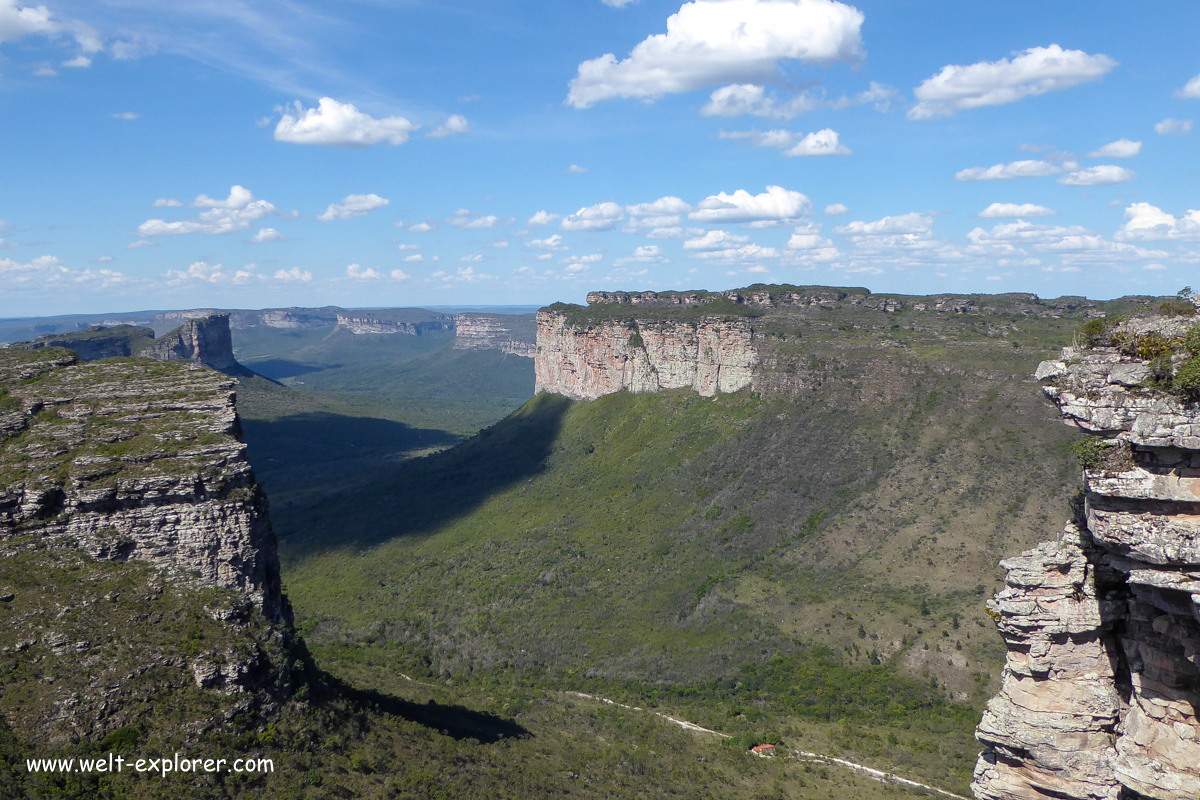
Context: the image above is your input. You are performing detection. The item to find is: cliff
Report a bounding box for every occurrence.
[0,348,285,622]
[973,316,1200,800]
[335,310,454,335]
[453,313,536,357]
[5,324,155,360]
[145,313,249,374]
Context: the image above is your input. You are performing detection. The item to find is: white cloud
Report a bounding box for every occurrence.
[110,111,139,120]
[346,263,380,279]
[1057,165,1136,186]
[688,243,779,261]
[165,261,261,286]
[835,212,933,237]
[1087,139,1141,158]
[404,254,424,263]
[566,0,864,108]
[689,185,810,223]
[396,244,420,250]
[153,198,182,208]
[274,267,311,282]
[824,203,849,215]
[785,128,850,156]
[446,213,498,229]
[683,229,749,250]
[275,98,417,147]
[623,196,691,231]
[317,193,390,222]
[0,255,126,289]
[528,234,568,250]
[126,240,154,249]
[646,226,687,239]
[909,45,1116,119]
[601,0,638,6]
[613,244,668,267]
[0,0,102,66]
[1115,202,1200,241]
[409,222,433,232]
[138,186,276,236]
[1143,263,1167,271]
[461,254,483,262]
[94,255,113,263]
[966,220,1168,268]
[428,114,468,138]
[566,164,588,174]
[251,227,286,243]
[785,221,835,251]
[1155,118,1194,135]
[978,203,1057,218]
[528,210,560,227]
[391,269,411,281]
[1176,74,1200,99]
[488,240,509,248]
[955,159,1067,181]
[561,201,624,231]
[702,80,896,119]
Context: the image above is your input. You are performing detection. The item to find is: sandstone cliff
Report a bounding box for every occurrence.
[5,324,156,360]
[973,317,1200,800]
[0,348,285,621]
[453,313,536,357]
[335,311,454,335]
[145,313,245,373]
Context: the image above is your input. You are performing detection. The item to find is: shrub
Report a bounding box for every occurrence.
[1184,326,1200,356]
[1174,355,1200,401]
[1078,317,1121,347]
[1158,300,1196,317]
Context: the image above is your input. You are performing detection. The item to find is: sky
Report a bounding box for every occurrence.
[1,0,1199,316]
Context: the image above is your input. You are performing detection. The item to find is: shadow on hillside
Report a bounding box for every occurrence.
[333,678,530,744]
[279,393,571,559]
[244,358,334,380]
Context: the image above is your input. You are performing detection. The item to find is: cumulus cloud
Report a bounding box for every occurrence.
[251,227,286,243]
[966,220,1166,267]
[561,201,624,231]
[1087,139,1141,158]
[566,164,588,174]
[403,254,424,263]
[613,245,669,266]
[687,243,779,261]
[623,196,691,231]
[1176,74,1200,99]
[1155,118,1193,135]
[683,229,749,250]
[274,267,311,282]
[1,254,126,289]
[1057,165,1136,186]
[824,203,849,215]
[689,185,810,224]
[528,210,560,227]
[646,227,688,239]
[110,112,139,120]
[317,193,390,222]
[447,213,498,229]
[126,240,154,250]
[138,185,277,236]
[1115,202,1200,241]
[835,212,933,237]
[601,0,638,6]
[488,240,509,248]
[979,203,1058,218]
[153,198,182,208]
[409,222,433,232]
[784,221,835,254]
[274,98,417,147]
[391,269,411,280]
[566,0,864,108]
[955,159,1068,181]
[528,234,568,250]
[428,114,468,138]
[0,0,102,66]
[785,128,850,156]
[701,80,895,118]
[165,261,260,286]
[346,263,380,279]
[909,45,1116,119]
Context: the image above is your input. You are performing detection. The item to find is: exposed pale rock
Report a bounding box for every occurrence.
[335,313,452,335]
[453,313,536,357]
[534,311,755,400]
[145,314,240,372]
[977,316,1200,800]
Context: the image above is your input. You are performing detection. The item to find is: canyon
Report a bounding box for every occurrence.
[973,316,1200,800]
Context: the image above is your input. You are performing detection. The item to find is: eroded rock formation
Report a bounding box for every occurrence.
[145,313,242,372]
[974,318,1200,800]
[0,349,285,621]
[335,312,453,335]
[534,310,756,400]
[454,313,536,357]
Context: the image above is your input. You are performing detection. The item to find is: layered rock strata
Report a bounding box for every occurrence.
[534,311,756,400]
[974,319,1200,800]
[335,312,453,335]
[0,349,285,621]
[145,313,243,373]
[453,313,536,357]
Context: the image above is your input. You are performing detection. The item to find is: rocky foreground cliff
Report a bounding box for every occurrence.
[973,315,1200,800]
[535,285,1112,401]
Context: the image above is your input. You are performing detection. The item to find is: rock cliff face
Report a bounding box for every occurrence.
[973,318,1200,800]
[5,324,156,360]
[534,310,756,400]
[453,313,536,357]
[145,313,243,373]
[0,348,285,622]
[335,312,454,335]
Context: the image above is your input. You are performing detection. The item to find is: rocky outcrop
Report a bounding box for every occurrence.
[974,317,1200,800]
[534,311,756,400]
[145,313,245,373]
[453,313,536,357]
[5,324,156,361]
[0,348,285,621]
[335,312,453,335]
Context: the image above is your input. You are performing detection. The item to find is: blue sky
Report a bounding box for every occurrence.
[1,0,1198,316]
